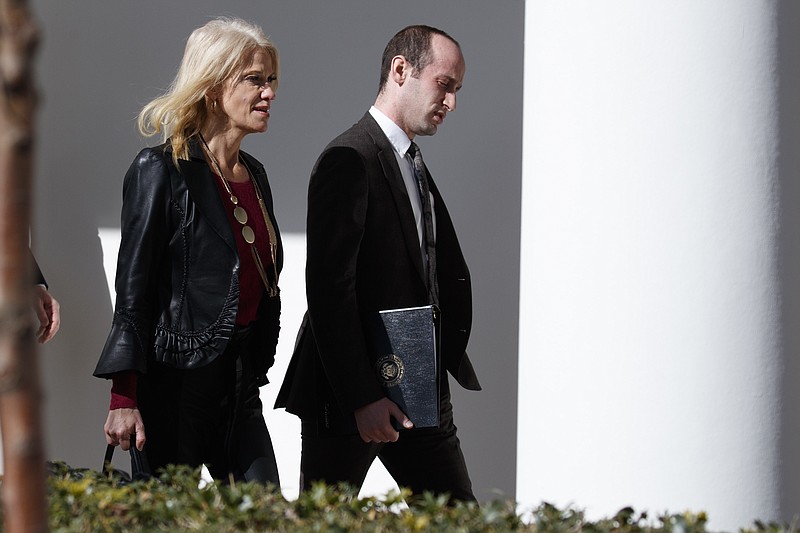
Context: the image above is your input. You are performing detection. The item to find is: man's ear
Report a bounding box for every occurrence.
[390,55,411,85]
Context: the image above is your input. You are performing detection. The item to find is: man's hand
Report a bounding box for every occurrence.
[32,285,60,343]
[354,397,413,443]
[104,408,146,451]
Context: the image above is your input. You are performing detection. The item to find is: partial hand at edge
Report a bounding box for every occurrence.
[32,285,60,343]
[354,397,413,444]
[104,408,146,451]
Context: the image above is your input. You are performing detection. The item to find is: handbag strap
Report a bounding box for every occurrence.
[102,434,152,480]
[102,443,115,474]
[129,439,152,480]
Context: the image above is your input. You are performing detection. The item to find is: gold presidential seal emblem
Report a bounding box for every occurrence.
[376,354,404,387]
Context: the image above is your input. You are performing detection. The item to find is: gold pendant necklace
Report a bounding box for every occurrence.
[199,134,279,296]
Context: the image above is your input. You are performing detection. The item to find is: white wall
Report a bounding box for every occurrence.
[519,1,793,530]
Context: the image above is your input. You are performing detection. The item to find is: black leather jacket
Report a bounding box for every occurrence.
[94,139,282,384]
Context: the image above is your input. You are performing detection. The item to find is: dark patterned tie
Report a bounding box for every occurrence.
[408,142,439,304]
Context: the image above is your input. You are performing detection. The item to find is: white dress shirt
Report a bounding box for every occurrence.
[369,106,436,265]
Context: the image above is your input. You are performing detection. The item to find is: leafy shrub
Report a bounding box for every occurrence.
[0,462,792,532]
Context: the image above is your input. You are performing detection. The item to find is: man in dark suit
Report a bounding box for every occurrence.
[276,25,480,501]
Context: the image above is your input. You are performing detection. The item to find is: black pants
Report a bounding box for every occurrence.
[300,382,474,502]
[138,326,280,484]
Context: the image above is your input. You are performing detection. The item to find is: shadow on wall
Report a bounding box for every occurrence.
[35,224,114,471]
[777,0,800,524]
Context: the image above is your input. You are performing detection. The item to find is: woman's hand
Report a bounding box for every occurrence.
[104,408,146,451]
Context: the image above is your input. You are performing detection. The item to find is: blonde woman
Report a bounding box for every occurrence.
[94,17,283,484]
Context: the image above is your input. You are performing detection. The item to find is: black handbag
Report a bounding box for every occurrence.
[102,434,152,483]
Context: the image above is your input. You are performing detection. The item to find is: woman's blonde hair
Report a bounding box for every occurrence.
[138,17,279,164]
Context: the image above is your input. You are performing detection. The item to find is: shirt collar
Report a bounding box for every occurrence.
[369,106,413,157]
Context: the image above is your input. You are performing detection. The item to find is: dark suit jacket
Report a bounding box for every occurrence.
[276,112,480,422]
[31,252,46,287]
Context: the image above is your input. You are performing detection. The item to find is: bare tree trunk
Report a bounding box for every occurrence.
[0,0,46,532]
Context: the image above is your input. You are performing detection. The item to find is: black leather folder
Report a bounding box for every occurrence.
[317,305,441,435]
[366,305,440,429]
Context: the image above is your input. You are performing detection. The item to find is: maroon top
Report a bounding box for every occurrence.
[216,177,270,326]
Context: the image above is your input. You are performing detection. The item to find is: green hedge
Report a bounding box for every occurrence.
[0,462,790,532]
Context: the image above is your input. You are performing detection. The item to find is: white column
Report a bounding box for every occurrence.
[519,2,784,530]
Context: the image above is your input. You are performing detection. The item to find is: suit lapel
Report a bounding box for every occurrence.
[358,114,427,284]
[179,140,237,253]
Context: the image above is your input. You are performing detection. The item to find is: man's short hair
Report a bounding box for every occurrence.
[378,25,460,94]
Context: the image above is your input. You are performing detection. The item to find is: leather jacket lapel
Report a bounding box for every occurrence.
[179,141,237,252]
